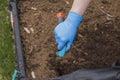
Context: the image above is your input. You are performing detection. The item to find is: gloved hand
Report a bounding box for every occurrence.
[54,11,82,51]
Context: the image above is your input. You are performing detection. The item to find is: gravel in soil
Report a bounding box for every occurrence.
[18,0,120,79]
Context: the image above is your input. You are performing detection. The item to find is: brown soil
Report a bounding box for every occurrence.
[18,0,120,79]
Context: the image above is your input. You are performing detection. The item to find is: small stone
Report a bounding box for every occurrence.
[73,60,76,63]
[42,30,44,33]
[106,16,112,20]
[31,71,36,78]
[24,27,30,34]
[30,28,34,33]
[65,1,70,5]
[78,34,83,38]
[84,52,88,55]
[31,7,37,10]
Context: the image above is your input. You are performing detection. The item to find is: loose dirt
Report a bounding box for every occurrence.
[18,0,120,79]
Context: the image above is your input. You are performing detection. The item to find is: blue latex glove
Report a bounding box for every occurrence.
[54,11,82,51]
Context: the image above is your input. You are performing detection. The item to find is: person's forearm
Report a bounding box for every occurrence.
[71,0,91,16]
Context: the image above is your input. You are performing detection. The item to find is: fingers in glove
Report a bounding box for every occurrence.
[66,42,72,51]
[58,41,66,51]
[55,35,60,44]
